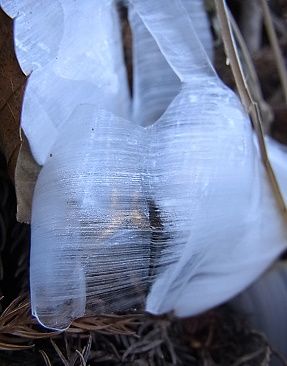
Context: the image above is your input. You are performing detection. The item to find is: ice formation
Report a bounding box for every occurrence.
[130,0,287,316]
[1,0,286,330]
[1,0,141,330]
[0,0,130,165]
[232,261,287,365]
[30,105,149,330]
[129,0,213,125]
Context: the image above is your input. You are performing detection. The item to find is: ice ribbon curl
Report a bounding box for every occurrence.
[1,0,287,330]
[129,0,213,125]
[130,0,287,316]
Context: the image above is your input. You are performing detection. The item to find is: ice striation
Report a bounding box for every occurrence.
[30,105,150,330]
[1,0,287,330]
[130,0,287,316]
[129,0,213,126]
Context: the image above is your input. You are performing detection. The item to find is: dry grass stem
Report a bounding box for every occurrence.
[216,0,287,222]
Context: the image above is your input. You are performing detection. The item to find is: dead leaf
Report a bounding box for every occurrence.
[0,9,40,223]
[0,9,25,177]
[15,135,41,223]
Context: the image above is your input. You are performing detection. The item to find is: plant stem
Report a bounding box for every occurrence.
[216,0,287,221]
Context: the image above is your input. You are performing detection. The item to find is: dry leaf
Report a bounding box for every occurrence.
[0,9,40,223]
[0,9,25,177]
[15,135,41,223]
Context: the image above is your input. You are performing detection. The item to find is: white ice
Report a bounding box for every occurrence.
[1,0,286,330]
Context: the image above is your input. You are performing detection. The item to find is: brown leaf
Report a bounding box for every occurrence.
[15,135,41,223]
[0,9,40,223]
[0,9,25,177]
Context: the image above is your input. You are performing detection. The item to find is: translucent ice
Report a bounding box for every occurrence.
[2,0,287,330]
[232,261,287,364]
[129,0,213,125]
[30,105,150,329]
[130,0,287,316]
[0,0,130,165]
[0,0,64,74]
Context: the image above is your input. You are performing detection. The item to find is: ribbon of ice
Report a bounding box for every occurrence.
[1,0,287,330]
[129,0,213,125]
[130,0,287,316]
[0,0,131,165]
[0,0,151,330]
